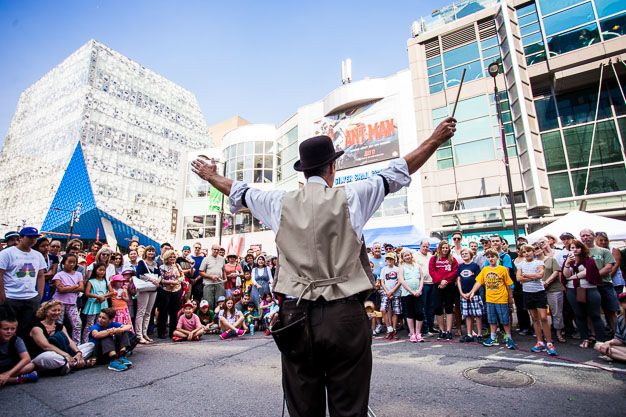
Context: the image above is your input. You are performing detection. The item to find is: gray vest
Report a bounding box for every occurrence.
[273,181,374,302]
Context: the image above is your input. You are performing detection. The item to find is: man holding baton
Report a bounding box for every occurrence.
[191,116,456,417]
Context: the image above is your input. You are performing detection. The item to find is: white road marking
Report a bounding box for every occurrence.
[483,354,626,374]
[372,340,405,347]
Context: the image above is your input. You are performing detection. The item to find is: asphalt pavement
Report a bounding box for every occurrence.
[2,331,625,417]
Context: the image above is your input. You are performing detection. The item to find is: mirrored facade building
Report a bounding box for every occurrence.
[409,0,626,242]
[0,40,210,247]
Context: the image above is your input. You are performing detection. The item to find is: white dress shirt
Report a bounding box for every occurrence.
[228,158,412,237]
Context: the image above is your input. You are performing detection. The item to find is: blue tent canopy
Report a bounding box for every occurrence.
[363,225,427,250]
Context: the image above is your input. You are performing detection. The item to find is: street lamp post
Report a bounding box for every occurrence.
[52,202,82,240]
[488,62,519,242]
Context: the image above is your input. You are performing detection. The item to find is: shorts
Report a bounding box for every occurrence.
[401,295,424,320]
[461,295,484,318]
[598,282,621,313]
[433,284,457,315]
[523,290,548,310]
[380,295,402,315]
[486,302,510,325]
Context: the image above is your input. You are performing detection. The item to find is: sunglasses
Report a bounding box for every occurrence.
[452,237,461,241]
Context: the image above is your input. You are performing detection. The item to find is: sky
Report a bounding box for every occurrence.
[0,0,451,142]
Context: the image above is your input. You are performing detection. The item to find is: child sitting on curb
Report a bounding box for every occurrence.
[173,302,205,342]
[0,307,38,387]
[89,308,134,372]
[197,300,218,334]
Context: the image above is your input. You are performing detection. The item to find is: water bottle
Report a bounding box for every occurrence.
[250,324,255,335]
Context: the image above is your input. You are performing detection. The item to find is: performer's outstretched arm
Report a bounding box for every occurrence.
[191,158,233,195]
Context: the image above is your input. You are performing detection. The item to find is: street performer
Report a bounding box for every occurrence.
[191,116,456,417]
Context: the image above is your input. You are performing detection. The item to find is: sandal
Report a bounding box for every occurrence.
[85,358,97,368]
[137,338,149,344]
[557,335,566,343]
[579,340,589,348]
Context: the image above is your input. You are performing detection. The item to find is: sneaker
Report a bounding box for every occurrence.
[391,330,398,340]
[475,335,483,343]
[424,331,434,337]
[108,359,128,372]
[416,333,425,342]
[482,337,498,347]
[375,324,386,334]
[385,332,392,340]
[16,371,38,384]
[220,331,230,340]
[446,332,453,340]
[546,343,558,356]
[437,331,445,340]
[409,334,417,343]
[172,336,184,342]
[118,357,133,367]
[530,342,546,353]
[237,329,246,336]
[506,337,517,350]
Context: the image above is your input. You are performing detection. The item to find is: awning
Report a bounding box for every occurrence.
[363,225,428,250]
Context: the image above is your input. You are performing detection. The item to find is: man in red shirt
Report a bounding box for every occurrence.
[85,241,103,266]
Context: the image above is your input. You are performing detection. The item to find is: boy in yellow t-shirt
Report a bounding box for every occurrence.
[469,249,516,349]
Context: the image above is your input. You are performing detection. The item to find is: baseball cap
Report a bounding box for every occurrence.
[200,300,209,309]
[385,252,396,261]
[19,227,41,237]
[560,232,575,239]
[183,302,195,309]
[217,296,226,303]
[121,266,135,275]
[2,231,19,242]
[182,245,191,251]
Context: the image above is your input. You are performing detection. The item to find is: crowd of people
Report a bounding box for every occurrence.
[1,225,626,388]
[366,230,626,360]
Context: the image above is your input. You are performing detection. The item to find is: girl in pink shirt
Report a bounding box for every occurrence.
[51,254,84,343]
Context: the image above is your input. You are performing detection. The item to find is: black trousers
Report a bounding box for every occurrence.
[157,289,183,337]
[95,331,131,363]
[513,290,531,331]
[274,298,371,417]
[3,297,40,340]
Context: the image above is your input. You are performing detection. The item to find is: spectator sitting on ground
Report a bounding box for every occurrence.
[214,295,226,318]
[29,300,96,375]
[243,302,260,335]
[173,302,205,342]
[0,306,38,387]
[89,308,134,372]
[197,300,218,334]
[218,298,245,340]
[595,292,626,362]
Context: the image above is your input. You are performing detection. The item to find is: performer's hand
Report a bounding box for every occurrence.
[191,158,218,182]
[431,117,457,145]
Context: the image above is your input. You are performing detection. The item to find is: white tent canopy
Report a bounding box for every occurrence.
[526,211,626,243]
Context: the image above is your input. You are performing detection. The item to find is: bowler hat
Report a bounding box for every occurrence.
[293,135,344,172]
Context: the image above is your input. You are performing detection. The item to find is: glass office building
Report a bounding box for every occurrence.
[0,40,210,247]
[409,0,626,238]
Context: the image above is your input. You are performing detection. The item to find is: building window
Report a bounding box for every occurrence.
[535,72,626,200]
[224,141,274,184]
[516,2,548,65]
[433,92,516,169]
[533,1,626,58]
[371,189,408,218]
[183,215,217,240]
[276,126,299,183]
[439,192,525,212]
[425,20,503,94]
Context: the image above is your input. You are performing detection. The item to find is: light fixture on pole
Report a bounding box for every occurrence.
[488,61,519,242]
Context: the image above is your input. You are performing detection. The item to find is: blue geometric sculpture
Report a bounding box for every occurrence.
[42,142,159,250]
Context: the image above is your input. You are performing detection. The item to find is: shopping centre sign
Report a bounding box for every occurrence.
[447,229,526,247]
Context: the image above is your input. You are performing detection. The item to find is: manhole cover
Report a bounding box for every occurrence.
[463,366,535,388]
